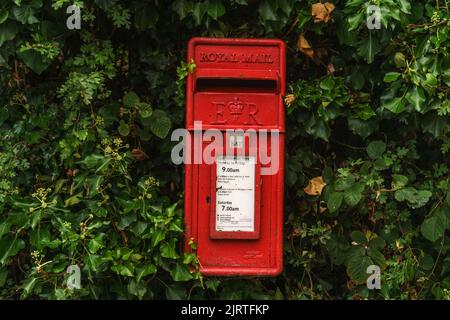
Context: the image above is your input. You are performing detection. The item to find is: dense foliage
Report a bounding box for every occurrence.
[0,0,450,299]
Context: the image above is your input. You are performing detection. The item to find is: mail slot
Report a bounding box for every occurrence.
[184,38,285,276]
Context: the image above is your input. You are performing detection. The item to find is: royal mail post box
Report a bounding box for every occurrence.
[184,38,285,276]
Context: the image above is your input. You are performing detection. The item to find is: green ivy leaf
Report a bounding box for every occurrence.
[138,102,153,118]
[346,247,373,283]
[398,0,411,13]
[20,277,38,298]
[0,236,25,265]
[421,113,446,138]
[383,97,405,113]
[160,241,179,259]
[346,244,385,284]
[64,192,82,207]
[350,231,366,245]
[0,222,11,240]
[335,175,355,191]
[348,12,364,31]
[192,2,207,25]
[395,187,432,209]
[88,234,105,254]
[406,87,426,112]
[344,183,364,207]
[170,264,193,281]
[440,206,450,229]
[421,214,445,242]
[327,192,343,213]
[118,120,130,136]
[13,5,38,24]
[165,284,186,300]
[443,68,450,87]
[394,52,406,67]
[136,264,157,282]
[149,110,171,139]
[258,0,277,21]
[111,262,134,277]
[80,154,106,169]
[172,0,193,20]
[392,174,408,189]
[305,115,330,141]
[151,228,165,247]
[383,72,401,83]
[0,10,8,24]
[422,73,438,91]
[0,268,7,287]
[348,118,378,139]
[368,236,386,250]
[17,50,51,75]
[319,77,335,91]
[127,279,147,299]
[357,32,380,64]
[207,0,225,20]
[123,91,140,108]
[366,141,386,159]
[0,21,18,46]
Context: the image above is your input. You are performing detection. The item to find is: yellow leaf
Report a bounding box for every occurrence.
[297,34,314,59]
[284,94,296,107]
[311,2,335,23]
[324,2,336,13]
[304,176,326,196]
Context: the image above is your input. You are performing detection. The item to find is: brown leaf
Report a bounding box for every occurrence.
[304,176,326,196]
[311,2,335,23]
[327,63,335,75]
[284,94,296,107]
[324,2,336,13]
[66,169,79,177]
[319,200,327,214]
[297,35,314,59]
[132,148,149,161]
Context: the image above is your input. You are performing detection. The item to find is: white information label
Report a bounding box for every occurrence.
[216,156,255,232]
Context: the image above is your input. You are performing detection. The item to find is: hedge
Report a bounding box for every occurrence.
[0,0,450,299]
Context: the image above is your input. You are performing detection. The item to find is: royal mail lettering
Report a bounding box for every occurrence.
[199,52,273,64]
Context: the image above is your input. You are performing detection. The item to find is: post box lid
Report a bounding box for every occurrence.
[188,37,285,89]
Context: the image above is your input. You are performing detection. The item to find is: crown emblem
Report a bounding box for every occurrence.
[228,97,244,119]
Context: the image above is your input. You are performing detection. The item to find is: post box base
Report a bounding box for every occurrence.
[200,265,283,277]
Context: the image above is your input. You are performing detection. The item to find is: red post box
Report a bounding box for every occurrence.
[184,38,285,276]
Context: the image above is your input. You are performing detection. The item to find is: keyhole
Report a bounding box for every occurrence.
[206,196,210,204]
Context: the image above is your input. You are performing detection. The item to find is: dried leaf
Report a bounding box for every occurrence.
[316,200,327,214]
[284,94,296,107]
[297,35,314,59]
[66,169,79,177]
[311,2,335,23]
[324,2,336,13]
[132,148,149,161]
[304,176,327,195]
[327,63,335,75]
